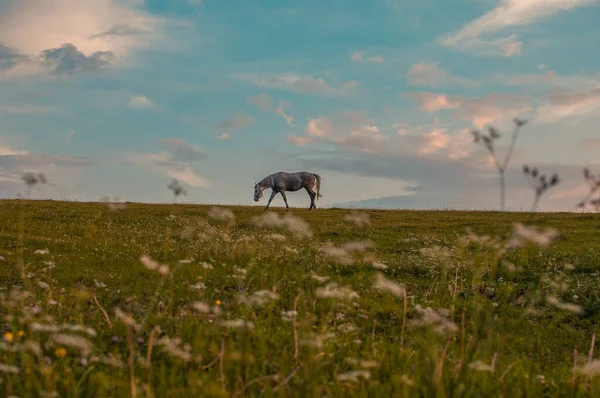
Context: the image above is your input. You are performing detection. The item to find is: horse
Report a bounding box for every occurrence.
[254,171,322,211]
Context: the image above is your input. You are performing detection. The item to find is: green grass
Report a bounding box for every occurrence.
[1,199,600,397]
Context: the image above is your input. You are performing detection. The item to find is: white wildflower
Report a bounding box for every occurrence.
[370,260,388,270]
[239,290,280,307]
[114,308,142,331]
[140,255,170,276]
[52,334,94,356]
[267,233,287,242]
[300,332,335,349]
[281,310,297,322]
[94,280,107,288]
[191,302,211,313]
[140,254,159,270]
[546,296,583,314]
[410,304,458,335]
[505,223,559,251]
[319,245,354,265]
[337,370,371,382]
[577,360,600,376]
[373,273,405,297]
[35,249,49,255]
[341,240,374,252]
[179,258,193,264]
[37,281,50,290]
[220,319,255,329]
[316,283,359,300]
[338,323,357,333]
[469,360,495,372]
[343,211,371,227]
[157,336,194,362]
[309,272,329,283]
[252,212,312,238]
[190,282,206,290]
[0,363,20,374]
[200,262,213,269]
[207,207,235,222]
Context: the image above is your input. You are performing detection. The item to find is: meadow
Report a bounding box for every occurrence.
[1,199,600,397]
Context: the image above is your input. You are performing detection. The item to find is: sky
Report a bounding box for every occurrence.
[1,0,600,211]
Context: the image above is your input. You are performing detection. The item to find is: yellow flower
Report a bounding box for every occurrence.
[215,299,222,306]
[55,347,67,358]
[3,332,13,342]
[25,368,32,375]
[17,330,25,337]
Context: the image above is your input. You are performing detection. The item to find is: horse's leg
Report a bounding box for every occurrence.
[280,191,290,211]
[265,190,277,211]
[305,187,315,210]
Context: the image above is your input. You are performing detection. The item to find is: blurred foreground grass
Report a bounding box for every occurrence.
[1,199,600,397]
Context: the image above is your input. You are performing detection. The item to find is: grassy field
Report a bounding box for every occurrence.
[1,199,600,397]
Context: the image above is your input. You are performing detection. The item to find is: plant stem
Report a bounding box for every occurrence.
[499,170,505,210]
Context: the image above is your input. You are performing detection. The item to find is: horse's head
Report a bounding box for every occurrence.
[254,183,263,202]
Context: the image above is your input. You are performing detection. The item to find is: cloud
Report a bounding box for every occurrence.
[235,73,356,96]
[438,0,595,56]
[405,92,461,113]
[406,62,479,88]
[131,152,212,188]
[217,113,256,132]
[247,93,274,113]
[580,137,600,150]
[0,44,26,70]
[350,51,363,63]
[405,92,531,127]
[128,95,156,109]
[66,129,75,145]
[533,87,600,124]
[287,135,315,146]
[155,138,207,162]
[275,100,295,126]
[0,104,59,115]
[127,138,212,188]
[292,112,476,163]
[0,0,180,76]
[39,43,115,74]
[350,51,384,63]
[0,143,94,196]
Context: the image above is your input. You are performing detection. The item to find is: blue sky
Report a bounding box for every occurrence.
[1,0,600,210]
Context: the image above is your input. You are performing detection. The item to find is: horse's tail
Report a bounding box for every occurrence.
[314,174,322,200]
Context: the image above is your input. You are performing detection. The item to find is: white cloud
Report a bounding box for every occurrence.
[287,135,314,146]
[350,51,384,64]
[292,112,475,163]
[534,87,600,124]
[128,151,212,188]
[128,95,156,109]
[405,92,461,113]
[365,55,384,64]
[247,93,274,113]
[406,62,479,88]
[0,104,60,115]
[439,0,596,56]
[275,100,295,126]
[406,92,531,127]
[0,0,165,55]
[350,51,363,63]
[155,138,207,162]
[217,113,256,132]
[0,0,187,77]
[235,73,357,96]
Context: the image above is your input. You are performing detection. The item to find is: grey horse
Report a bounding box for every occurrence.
[254,171,322,211]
